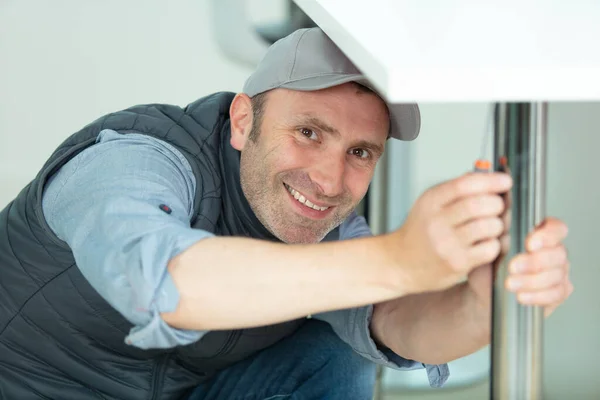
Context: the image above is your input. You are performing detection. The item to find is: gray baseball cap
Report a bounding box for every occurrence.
[243,27,420,141]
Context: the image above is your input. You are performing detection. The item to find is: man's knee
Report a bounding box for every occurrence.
[288,320,377,397]
[188,320,378,400]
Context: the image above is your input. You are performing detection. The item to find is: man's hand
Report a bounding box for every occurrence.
[371,174,573,365]
[468,217,573,317]
[382,171,513,294]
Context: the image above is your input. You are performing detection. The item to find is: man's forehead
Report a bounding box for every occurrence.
[273,88,383,113]
[264,87,390,134]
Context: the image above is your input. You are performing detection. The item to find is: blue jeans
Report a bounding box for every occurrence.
[185,320,377,400]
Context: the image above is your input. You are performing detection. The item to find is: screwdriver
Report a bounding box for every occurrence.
[473,104,493,173]
[474,159,492,172]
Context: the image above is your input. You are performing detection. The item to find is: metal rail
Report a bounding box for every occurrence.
[490,103,547,399]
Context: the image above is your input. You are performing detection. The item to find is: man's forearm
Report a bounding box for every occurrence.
[371,282,490,365]
[162,236,406,331]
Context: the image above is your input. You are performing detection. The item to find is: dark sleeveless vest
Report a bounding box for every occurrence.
[0,92,339,399]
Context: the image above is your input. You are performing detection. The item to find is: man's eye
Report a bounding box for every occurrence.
[300,128,318,140]
[350,148,370,159]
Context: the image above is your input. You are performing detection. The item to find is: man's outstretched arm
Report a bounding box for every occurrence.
[163,172,514,332]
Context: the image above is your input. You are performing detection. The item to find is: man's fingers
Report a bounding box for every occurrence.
[509,246,568,274]
[467,238,502,269]
[456,217,504,245]
[444,195,505,226]
[515,283,570,306]
[526,217,569,252]
[428,172,512,207]
[505,268,566,292]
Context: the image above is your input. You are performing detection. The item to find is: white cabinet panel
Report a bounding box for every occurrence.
[294,0,600,102]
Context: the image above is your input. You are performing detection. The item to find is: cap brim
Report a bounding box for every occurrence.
[279,74,420,141]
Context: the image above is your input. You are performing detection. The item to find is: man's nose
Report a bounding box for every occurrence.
[309,155,345,198]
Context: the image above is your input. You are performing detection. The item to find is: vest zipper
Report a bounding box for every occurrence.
[150,354,170,400]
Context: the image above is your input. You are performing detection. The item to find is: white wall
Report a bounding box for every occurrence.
[1,1,598,399]
[0,0,258,206]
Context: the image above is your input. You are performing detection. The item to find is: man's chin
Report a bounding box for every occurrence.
[273,226,330,245]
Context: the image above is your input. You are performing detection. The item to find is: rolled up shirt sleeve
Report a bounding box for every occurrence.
[42,129,212,349]
[313,211,450,388]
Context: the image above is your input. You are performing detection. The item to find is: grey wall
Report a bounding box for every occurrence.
[542,102,600,399]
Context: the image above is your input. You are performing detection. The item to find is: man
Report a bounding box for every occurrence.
[0,27,572,400]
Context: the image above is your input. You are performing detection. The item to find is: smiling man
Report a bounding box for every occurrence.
[235,83,388,244]
[0,28,572,400]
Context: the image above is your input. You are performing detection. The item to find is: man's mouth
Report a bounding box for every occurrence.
[283,183,330,212]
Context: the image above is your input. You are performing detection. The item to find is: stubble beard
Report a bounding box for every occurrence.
[239,134,351,244]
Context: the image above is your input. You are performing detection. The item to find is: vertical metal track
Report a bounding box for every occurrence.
[490,103,547,399]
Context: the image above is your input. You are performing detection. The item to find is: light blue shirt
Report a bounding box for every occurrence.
[41,129,449,386]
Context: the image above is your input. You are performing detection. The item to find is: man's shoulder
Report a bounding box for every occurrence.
[108,91,237,128]
[183,91,237,114]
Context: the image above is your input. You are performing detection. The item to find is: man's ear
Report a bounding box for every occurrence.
[229,93,253,151]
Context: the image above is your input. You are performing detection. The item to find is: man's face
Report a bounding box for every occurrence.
[231,83,390,244]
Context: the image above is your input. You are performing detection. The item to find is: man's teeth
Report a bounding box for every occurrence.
[285,184,329,211]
